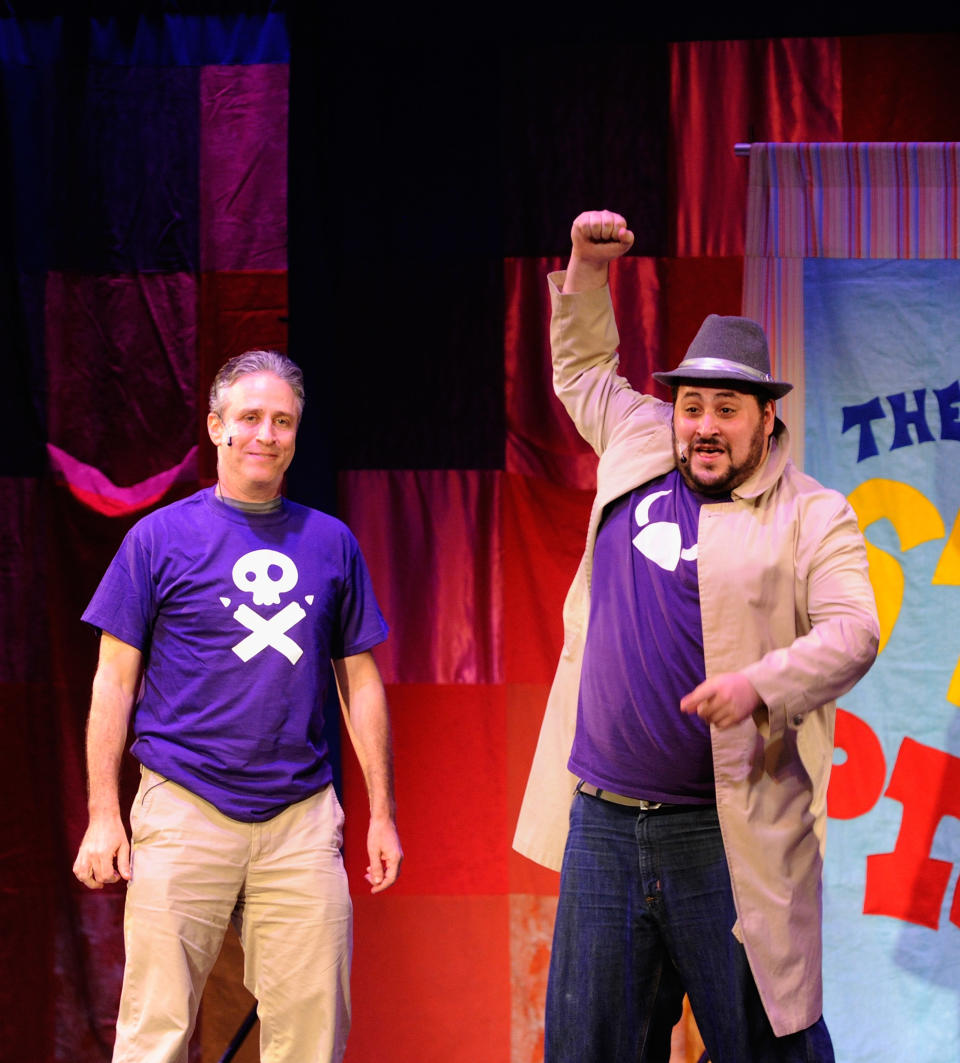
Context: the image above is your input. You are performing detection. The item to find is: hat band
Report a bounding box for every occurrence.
[674,356,773,384]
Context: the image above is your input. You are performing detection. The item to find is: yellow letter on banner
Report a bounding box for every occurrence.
[932,504,960,705]
[846,479,945,656]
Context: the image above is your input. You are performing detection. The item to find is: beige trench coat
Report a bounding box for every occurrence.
[513,275,880,1037]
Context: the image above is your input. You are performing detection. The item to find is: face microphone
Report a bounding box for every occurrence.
[226,437,233,447]
[678,442,688,464]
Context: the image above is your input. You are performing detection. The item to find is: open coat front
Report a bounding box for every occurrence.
[513,274,880,1037]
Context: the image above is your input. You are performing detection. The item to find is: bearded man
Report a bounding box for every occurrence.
[514,211,879,1063]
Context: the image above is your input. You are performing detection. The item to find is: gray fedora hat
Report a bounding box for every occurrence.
[652,314,792,399]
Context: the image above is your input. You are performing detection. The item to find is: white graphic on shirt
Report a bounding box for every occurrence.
[632,490,698,572]
[233,549,297,605]
[225,549,306,664]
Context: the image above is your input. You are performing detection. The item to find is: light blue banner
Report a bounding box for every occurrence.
[805,257,960,1061]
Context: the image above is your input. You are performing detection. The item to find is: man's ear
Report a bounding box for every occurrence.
[207,411,225,446]
[763,399,776,437]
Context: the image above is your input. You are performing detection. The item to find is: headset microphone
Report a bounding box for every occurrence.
[226,436,233,447]
[678,443,688,464]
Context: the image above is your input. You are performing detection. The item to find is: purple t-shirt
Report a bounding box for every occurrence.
[570,469,727,803]
[83,488,388,821]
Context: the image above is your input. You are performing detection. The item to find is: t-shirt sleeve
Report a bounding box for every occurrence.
[331,532,388,659]
[81,525,158,651]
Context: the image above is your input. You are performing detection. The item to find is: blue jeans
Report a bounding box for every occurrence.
[545,793,834,1063]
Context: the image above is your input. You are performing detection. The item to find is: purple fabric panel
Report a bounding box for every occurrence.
[44,272,197,488]
[86,13,289,67]
[53,65,199,273]
[200,64,288,271]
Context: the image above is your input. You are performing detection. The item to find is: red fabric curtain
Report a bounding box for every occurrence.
[670,37,842,256]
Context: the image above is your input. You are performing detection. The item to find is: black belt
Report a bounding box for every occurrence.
[576,780,713,814]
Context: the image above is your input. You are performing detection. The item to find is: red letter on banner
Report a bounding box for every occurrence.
[864,737,960,929]
[827,708,886,819]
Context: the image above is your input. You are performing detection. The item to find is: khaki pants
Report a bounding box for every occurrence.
[113,768,352,1063]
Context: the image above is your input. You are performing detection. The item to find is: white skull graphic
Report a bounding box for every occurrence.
[232,549,299,606]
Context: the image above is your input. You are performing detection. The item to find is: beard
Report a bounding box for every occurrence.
[674,418,769,497]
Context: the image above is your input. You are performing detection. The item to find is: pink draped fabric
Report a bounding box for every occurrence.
[46,444,199,516]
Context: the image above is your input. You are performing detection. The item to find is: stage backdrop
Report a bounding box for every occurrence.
[5,18,960,1062]
[745,142,960,1061]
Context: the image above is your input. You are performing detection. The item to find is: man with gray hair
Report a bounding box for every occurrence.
[514,212,879,1062]
[73,349,401,1063]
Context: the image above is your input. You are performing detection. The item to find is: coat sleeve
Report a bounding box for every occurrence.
[548,271,666,455]
[740,487,880,738]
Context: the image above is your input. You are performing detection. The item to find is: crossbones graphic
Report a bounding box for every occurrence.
[226,549,308,664]
[233,601,306,664]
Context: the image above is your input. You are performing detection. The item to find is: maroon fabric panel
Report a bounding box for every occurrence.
[502,473,593,686]
[196,270,289,483]
[343,683,509,896]
[660,256,746,370]
[0,477,48,682]
[841,34,960,140]
[506,682,566,895]
[0,682,59,1063]
[44,272,198,488]
[608,258,670,398]
[54,891,127,1060]
[505,256,666,492]
[503,255,577,484]
[671,37,842,256]
[0,480,151,1063]
[39,482,200,1062]
[338,469,502,686]
[199,64,289,271]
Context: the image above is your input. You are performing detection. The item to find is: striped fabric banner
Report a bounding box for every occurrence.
[746,142,960,260]
[744,142,960,469]
[744,139,960,1063]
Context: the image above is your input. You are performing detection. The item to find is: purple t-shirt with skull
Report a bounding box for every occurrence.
[570,469,728,804]
[83,488,388,821]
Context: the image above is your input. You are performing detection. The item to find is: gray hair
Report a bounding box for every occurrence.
[208,350,305,420]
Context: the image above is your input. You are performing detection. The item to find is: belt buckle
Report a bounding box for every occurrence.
[638,799,663,811]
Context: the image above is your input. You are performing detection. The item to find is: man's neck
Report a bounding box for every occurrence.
[215,483,283,512]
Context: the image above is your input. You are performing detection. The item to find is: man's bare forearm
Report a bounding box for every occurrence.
[73,633,142,888]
